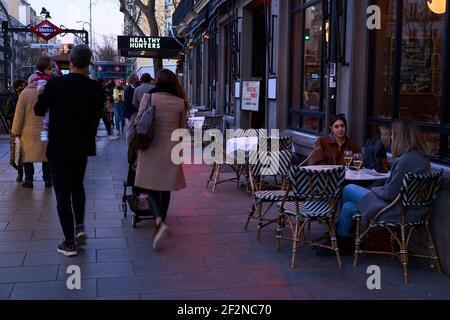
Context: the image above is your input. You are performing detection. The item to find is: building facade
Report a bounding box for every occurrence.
[174,0,450,273]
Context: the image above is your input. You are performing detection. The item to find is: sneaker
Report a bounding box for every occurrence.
[57,241,78,257]
[152,224,168,251]
[108,134,119,140]
[75,225,87,245]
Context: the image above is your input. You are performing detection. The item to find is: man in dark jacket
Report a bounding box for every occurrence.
[123,73,139,120]
[35,44,104,257]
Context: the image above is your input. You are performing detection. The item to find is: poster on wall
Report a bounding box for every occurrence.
[241,80,260,111]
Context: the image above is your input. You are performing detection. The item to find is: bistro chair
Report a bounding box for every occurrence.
[245,150,294,241]
[353,169,444,283]
[206,129,259,192]
[277,165,346,268]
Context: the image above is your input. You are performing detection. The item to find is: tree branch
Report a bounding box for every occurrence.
[119,0,146,36]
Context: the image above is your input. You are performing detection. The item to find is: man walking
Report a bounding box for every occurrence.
[126,73,154,143]
[35,45,104,256]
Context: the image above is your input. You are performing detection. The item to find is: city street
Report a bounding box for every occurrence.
[0,130,449,300]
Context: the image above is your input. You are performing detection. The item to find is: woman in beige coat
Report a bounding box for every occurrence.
[11,73,51,188]
[134,69,188,250]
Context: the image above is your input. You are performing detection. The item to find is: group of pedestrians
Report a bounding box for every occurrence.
[4,44,188,256]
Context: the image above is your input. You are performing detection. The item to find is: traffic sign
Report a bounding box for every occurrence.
[30,20,62,41]
[30,43,62,49]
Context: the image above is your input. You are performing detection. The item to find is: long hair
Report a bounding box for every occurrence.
[391,119,428,158]
[155,69,190,113]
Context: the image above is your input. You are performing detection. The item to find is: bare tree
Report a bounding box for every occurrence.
[119,0,163,74]
[95,36,119,62]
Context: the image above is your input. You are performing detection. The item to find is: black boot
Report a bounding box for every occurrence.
[22,180,33,189]
[16,172,23,182]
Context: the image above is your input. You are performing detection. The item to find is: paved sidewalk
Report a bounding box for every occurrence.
[0,134,449,300]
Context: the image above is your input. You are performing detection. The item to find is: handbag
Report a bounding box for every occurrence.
[13,137,23,169]
[135,94,156,151]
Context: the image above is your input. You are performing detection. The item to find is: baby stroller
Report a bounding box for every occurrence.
[122,135,154,228]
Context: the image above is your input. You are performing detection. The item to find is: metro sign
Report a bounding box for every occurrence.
[30,20,62,41]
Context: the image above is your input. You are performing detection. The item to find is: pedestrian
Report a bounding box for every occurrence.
[34,44,104,257]
[5,79,27,182]
[128,73,155,143]
[134,69,189,250]
[97,78,118,140]
[123,73,139,143]
[113,83,125,136]
[11,58,53,189]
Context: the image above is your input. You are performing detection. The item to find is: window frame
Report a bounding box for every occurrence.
[367,0,450,164]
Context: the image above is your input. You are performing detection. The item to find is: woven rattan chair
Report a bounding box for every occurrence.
[206,129,259,192]
[353,169,444,283]
[244,150,294,241]
[277,166,346,268]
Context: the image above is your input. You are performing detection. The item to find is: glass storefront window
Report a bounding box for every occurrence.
[303,4,323,112]
[398,0,445,124]
[370,0,396,119]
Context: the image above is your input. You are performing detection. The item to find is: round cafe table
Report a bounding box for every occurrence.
[300,165,390,181]
[188,116,205,129]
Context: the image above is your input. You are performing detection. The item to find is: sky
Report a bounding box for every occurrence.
[26,0,124,47]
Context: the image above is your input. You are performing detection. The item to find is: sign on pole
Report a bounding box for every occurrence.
[241,80,261,112]
[30,43,62,49]
[30,20,62,41]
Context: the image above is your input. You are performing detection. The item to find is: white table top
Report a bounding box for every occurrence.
[300,165,390,181]
[188,116,205,128]
[226,136,259,154]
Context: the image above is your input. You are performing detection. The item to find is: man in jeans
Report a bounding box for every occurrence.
[35,45,104,256]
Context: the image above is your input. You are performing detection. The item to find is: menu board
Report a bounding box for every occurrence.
[241,80,261,111]
[400,38,434,93]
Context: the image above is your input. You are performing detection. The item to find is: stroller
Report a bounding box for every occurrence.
[122,134,154,228]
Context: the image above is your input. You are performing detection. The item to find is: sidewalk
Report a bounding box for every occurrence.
[0,134,449,300]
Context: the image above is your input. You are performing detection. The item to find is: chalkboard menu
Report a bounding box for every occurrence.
[400,38,434,93]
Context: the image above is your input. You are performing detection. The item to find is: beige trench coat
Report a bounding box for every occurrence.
[11,82,47,163]
[134,92,187,191]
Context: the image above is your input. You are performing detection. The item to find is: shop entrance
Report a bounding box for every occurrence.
[251,5,267,128]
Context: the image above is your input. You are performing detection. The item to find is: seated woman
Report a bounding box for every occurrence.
[335,119,431,252]
[309,114,362,165]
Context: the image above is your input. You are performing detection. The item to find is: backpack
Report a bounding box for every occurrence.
[363,138,388,172]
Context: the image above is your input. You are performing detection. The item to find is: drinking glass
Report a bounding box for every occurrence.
[353,153,364,175]
[343,151,353,169]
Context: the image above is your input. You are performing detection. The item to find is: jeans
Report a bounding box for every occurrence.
[114,103,125,133]
[48,156,88,242]
[337,184,371,237]
[145,190,171,223]
[24,162,51,183]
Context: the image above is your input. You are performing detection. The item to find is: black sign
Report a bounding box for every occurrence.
[117,36,183,59]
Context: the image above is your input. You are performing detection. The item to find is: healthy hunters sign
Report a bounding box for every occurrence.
[117,36,183,58]
[30,20,62,41]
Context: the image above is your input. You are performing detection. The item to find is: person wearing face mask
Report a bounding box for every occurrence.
[5,79,27,182]
[309,114,362,165]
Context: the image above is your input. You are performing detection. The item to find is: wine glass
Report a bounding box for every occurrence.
[353,153,364,175]
[343,151,353,169]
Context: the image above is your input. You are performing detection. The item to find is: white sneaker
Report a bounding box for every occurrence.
[152,224,168,251]
[108,134,119,140]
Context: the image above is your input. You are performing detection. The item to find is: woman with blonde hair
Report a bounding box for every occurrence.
[134,69,188,250]
[317,119,431,256]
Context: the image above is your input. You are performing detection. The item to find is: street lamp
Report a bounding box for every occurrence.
[40,7,51,19]
[76,20,94,49]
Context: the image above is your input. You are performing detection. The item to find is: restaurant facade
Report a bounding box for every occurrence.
[173,0,450,272]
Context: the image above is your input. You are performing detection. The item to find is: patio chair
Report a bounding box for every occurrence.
[353,169,444,283]
[244,150,294,241]
[206,128,259,192]
[277,165,346,268]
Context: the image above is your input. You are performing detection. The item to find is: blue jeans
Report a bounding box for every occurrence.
[337,184,371,237]
[114,103,125,132]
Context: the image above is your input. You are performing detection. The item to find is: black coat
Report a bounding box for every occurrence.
[34,73,104,159]
[123,85,136,120]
